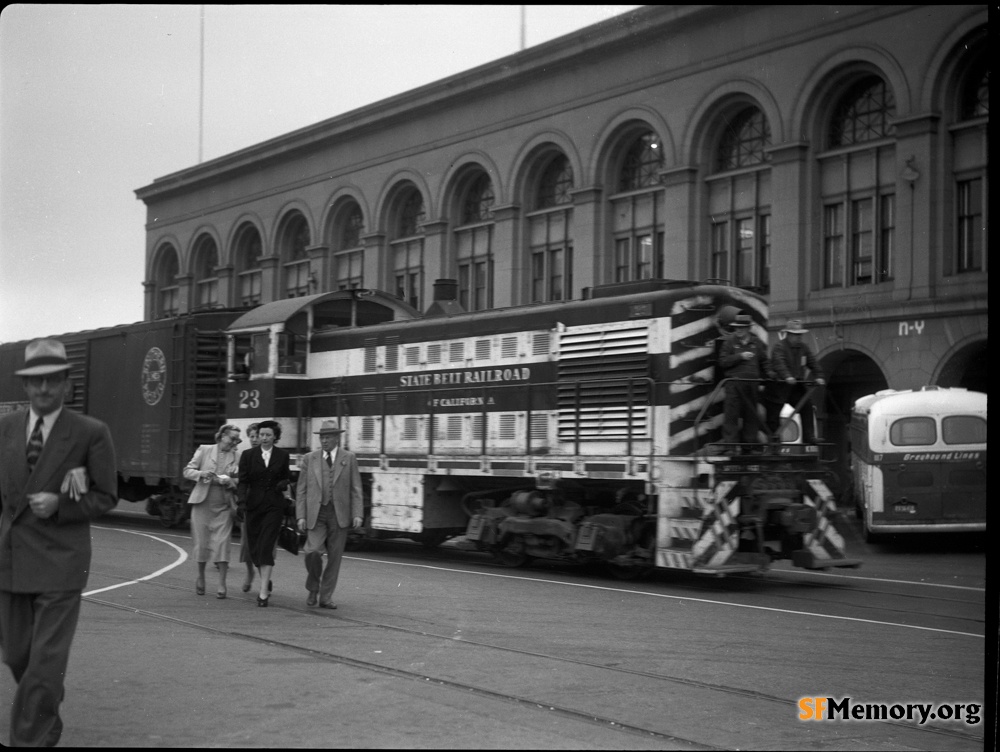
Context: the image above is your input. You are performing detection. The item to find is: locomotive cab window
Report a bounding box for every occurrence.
[230,333,270,378]
[889,416,936,446]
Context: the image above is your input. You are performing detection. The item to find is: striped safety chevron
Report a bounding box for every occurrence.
[802,479,850,562]
[668,295,721,455]
[690,480,740,567]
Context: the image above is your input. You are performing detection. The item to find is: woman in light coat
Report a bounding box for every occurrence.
[184,424,242,598]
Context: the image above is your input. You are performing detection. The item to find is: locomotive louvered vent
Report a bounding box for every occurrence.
[363,338,377,373]
[532,332,550,356]
[427,343,442,364]
[361,417,376,441]
[475,339,491,360]
[501,336,518,358]
[405,345,420,367]
[557,322,649,440]
[450,342,465,363]
[384,336,400,371]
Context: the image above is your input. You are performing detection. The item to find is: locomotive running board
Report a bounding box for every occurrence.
[692,563,768,576]
[791,551,863,570]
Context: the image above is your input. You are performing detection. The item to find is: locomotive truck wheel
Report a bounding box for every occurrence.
[607,520,656,580]
[493,536,529,567]
[156,491,189,528]
[417,530,450,549]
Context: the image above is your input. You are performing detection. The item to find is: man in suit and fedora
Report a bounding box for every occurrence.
[766,319,826,443]
[296,420,363,609]
[0,339,117,746]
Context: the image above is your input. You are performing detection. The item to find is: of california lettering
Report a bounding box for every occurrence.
[400,367,531,389]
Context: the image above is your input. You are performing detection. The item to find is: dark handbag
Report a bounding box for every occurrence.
[277,516,305,555]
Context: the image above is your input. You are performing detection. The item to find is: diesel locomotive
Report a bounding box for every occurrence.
[221,278,860,578]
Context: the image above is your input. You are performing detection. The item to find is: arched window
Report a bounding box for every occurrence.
[455,173,495,311]
[529,154,574,302]
[708,106,773,292]
[537,155,573,209]
[953,52,989,274]
[234,224,263,306]
[619,131,663,191]
[192,235,219,309]
[820,75,896,289]
[280,213,312,298]
[155,246,180,318]
[333,204,365,290]
[391,187,425,309]
[610,130,664,285]
[829,75,896,148]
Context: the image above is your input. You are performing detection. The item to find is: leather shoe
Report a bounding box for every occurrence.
[256,595,269,608]
[306,591,318,607]
[318,602,337,610]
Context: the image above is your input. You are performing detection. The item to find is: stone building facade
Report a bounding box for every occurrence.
[136,4,988,464]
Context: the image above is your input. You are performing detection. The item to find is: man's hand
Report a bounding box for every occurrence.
[352,517,364,529]
[28,492,60,519]
[297,518,307,533]
[785,376,796,385]
[741,351,753,360]
[816,378,826,386]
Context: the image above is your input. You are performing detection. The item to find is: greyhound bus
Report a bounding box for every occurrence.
[849,387,986,541]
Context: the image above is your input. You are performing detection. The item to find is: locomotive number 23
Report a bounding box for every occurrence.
[238,389,261,409]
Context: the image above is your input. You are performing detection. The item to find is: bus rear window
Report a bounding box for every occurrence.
[890,417,936,446]
[942,415,987,445]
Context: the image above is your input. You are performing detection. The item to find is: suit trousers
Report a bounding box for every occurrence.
[304,502,348,603]
[0,589,81,747]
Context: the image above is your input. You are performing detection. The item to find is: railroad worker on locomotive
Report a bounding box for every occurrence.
[718,314,774,453]
[237,422,261,593]
[765,320,826,444]
[236,420,292,607]
[0,338,118,746]
[183,424,242,599]
[295,420,363,609]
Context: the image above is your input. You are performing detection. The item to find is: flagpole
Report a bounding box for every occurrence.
[198,5,205,163]
[520,5,526,50]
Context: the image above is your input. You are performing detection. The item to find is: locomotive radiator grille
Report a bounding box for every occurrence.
[556,322,649,441]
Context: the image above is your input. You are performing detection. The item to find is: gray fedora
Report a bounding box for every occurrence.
[315,419,345,434]
[15,339,71,376]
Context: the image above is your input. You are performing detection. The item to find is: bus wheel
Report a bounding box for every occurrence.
[157,491,189,528]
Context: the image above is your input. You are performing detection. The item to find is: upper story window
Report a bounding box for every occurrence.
[708,105,772,292]
[280,213,312,299]
[611,131,665,285]
[234,223,263,307]
[717,107,772,171]
[334,204,365,290]
[619,131,663,191]
[537,155,573,209]
[392,188,425,309]
[192,235,219,309]
[155,246,180,318]
[462,173,495,223]
[456,173,495,311]
[819,75,896,289]
[961,62,989,119]
[829,76,896,147]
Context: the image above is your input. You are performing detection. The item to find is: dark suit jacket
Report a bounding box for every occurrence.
[237,445,292,511]
[0,408,118,593]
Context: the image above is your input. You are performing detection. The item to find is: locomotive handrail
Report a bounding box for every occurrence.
[692,377,824,446]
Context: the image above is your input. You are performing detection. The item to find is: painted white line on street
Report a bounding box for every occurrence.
[776,567,985,592]
[86,527,188,596]
[348,556,984,639]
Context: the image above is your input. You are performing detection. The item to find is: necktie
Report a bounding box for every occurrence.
[325,452,333,468]
[26,417,44,470]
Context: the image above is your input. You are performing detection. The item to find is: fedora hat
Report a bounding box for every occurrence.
[732,314,752,327]
[782,319,809,334]
[315,419,345,435]
[15,339,71,376]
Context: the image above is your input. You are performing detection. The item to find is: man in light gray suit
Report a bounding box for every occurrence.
[295,420,363,609]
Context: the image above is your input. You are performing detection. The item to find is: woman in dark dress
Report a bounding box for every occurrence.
[236,420,292,607]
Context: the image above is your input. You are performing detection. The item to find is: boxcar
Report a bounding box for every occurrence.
[0,310,242,526]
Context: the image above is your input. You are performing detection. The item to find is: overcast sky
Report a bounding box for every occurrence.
[0,4,639,344]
